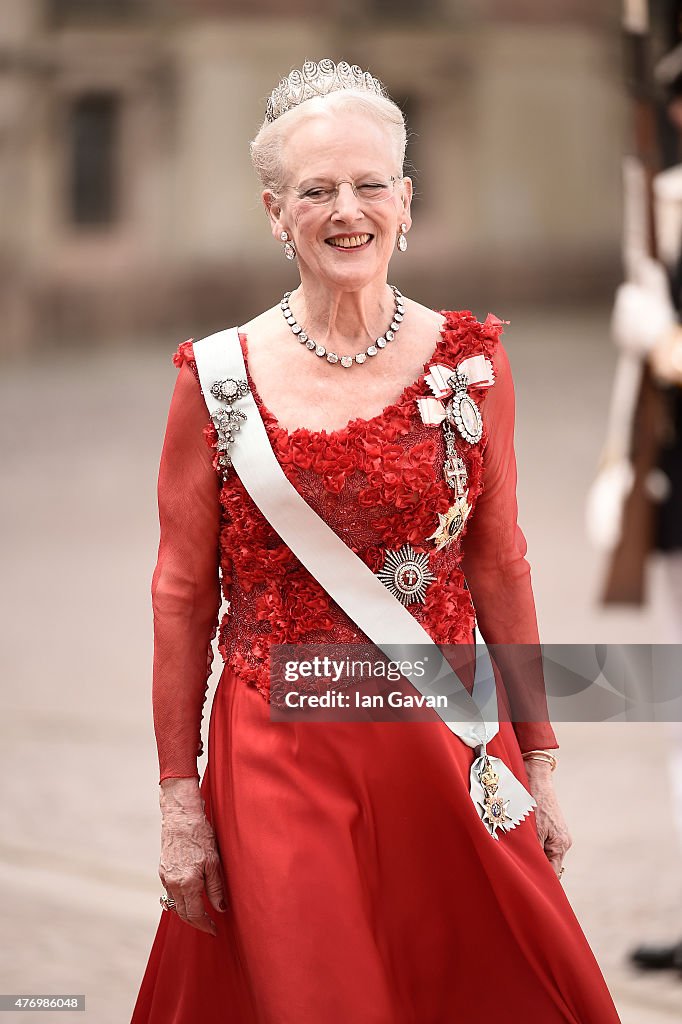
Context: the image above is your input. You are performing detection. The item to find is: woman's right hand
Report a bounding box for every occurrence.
[158,778,227,937]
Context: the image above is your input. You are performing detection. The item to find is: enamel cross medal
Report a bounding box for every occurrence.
[425,419,472,550]
[443,422,468,495]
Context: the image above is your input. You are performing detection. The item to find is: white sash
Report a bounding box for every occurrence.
[192,327,536,838]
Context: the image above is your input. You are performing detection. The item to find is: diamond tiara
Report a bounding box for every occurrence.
[265,59,388,123]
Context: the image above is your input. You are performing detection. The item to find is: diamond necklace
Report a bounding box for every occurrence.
[280,285,405,367]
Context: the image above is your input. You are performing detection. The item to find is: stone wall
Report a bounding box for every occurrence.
[0,0,625,350]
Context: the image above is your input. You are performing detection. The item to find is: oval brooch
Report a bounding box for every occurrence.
[444,367,483,445]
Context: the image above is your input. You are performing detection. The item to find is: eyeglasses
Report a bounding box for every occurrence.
[284,176,401,206]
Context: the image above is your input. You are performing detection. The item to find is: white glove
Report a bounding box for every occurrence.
[584,458,634,551]
[610,255,676,357]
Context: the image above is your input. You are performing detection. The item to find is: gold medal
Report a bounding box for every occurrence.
[426,496,471,551]
[480,761,499,791]
[480,791,513,835]
[477,753,513,837]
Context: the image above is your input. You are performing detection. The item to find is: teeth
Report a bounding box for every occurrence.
[328,234,371,248]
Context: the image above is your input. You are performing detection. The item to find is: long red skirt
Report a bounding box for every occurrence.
[130,664,622,1023]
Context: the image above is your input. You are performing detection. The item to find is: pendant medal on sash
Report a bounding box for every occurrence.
[469,742,534,841]
[476,751,513,837]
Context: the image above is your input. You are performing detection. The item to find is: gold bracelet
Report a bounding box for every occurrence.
[521,750,557,771]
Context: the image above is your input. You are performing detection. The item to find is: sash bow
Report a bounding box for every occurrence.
[416,353,495,427]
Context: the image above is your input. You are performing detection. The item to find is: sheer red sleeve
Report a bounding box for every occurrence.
[151,348,222,784]
[460,337,558,753]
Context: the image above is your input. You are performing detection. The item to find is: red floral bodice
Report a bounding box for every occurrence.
[152,309,558,784]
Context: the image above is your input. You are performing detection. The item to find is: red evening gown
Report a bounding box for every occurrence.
[130,310,622,1023]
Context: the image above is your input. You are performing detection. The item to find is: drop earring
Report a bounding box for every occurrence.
[397,223,408,253]
[280,230,297,261]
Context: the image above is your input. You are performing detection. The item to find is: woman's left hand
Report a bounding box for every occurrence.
[524,760,572,878]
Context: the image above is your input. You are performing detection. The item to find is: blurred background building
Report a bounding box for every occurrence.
[0,0,624,351]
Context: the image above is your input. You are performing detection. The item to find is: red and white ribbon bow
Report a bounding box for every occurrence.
[416,353,496,426]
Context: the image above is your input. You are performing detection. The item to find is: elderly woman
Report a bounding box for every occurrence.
[131,60,620,1023]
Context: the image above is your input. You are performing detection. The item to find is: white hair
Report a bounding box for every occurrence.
[249,88,408,196]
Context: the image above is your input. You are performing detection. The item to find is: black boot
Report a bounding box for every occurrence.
[629,938,682,971]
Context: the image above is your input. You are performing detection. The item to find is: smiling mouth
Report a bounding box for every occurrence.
[325,233,374,249]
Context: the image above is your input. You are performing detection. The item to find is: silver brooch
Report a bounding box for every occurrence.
[209,377,250,477]
[376,543,437,606]
[210,378,249,403]
[445,368,483,445]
